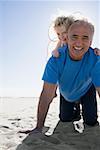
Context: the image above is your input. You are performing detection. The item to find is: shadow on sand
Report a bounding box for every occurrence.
[16,121,100,150]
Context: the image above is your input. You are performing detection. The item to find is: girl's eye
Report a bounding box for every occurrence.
[57,33,60,36]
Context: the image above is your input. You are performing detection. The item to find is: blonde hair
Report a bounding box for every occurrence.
[54,16,75,32]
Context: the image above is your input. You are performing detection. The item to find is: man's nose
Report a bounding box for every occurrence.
[75,39,83,47]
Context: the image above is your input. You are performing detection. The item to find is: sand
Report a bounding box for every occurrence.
[0,96,100,150]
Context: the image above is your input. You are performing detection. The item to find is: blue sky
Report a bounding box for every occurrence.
[0,0,100,97]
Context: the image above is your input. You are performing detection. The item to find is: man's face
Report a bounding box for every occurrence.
[67,24,93,60]
[55,26,67,44]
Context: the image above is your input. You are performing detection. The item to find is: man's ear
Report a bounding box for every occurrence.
[90,40,92,46]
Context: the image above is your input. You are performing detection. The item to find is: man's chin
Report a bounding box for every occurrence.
[69,54,83,61]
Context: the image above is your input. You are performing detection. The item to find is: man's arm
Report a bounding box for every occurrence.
[96,87,100,97]
[36,81,57,130]
[18,82,57,134]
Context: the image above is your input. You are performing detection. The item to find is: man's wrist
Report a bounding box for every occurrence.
[36,125,43,131]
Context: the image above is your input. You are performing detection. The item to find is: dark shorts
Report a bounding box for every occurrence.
[59,84,98,126]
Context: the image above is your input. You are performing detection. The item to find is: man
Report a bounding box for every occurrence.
[33,19,100,133]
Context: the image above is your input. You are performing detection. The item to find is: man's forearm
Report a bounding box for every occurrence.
[96,87,100,98]
[36,92,52,129]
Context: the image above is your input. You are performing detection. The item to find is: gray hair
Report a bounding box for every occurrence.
[69,19,94,38]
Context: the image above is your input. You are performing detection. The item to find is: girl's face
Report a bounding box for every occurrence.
[55,26,67,44]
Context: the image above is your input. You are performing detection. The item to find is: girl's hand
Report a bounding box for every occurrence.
[94,48,100,56]
[52,49,60,58]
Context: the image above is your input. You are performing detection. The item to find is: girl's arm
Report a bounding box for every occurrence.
[52,41,62,58]
[52,41,64,58]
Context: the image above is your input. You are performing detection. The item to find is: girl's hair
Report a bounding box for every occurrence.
[54,16,75,31]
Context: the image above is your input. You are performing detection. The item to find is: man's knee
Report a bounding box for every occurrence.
[60,117,72,122]
[59,114,73,122]
[84,119,98,126]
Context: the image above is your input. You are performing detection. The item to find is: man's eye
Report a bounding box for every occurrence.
[71,36,77,40]
[83,36,89,40]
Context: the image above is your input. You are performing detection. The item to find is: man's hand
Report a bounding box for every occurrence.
[18,127,42,134]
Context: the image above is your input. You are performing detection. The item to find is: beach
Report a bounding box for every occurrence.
[0,96,100,150]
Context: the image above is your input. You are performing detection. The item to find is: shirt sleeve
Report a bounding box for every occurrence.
[58,44,68,53]
[42,56,58,84]
[91,57,100,87]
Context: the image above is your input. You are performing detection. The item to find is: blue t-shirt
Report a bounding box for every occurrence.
[42,45,100,102]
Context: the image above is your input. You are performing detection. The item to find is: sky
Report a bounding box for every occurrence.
[0,0,100,97]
